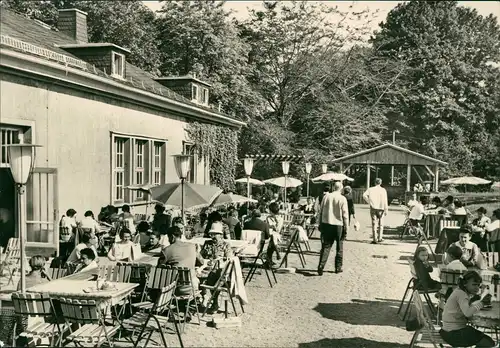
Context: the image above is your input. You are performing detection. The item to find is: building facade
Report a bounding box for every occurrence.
[0,8,244,253]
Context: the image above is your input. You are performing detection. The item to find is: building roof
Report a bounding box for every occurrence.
[242,155,305,163]
[0,8,243,127]
[332,143,447,166]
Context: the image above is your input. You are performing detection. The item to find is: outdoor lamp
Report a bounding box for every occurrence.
[282,161,290,209]
[305,162,312,198]
[243,158,254,199]
[172,154,192,220]
[321,163,328,174]
[7,144,41,293]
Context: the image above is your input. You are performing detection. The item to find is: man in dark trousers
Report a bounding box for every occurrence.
[317,181,349,275]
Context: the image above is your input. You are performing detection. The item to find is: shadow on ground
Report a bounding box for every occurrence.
[313,299,403,327]
[298,337,407,348]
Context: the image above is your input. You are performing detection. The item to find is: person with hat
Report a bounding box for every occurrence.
[200,222,233,261]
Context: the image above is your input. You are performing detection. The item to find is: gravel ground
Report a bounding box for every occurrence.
[116,204,428,348]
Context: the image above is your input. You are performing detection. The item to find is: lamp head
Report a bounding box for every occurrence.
[7,144,41,185]
[305,162,312,174]
[172,154,191,179]
[243,158,254,176]
[282,161,290,175]
[321,164,328,174]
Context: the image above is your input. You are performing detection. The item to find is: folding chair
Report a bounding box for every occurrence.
[97,263,133,319]
[437,269,464,323]
[122,281,184,348]
[133,266,179,313]
[200,259,239,318]
[277,228,306,268]
[173,267,201,332]
[11,292,68,347]
[401,259,438,321]
[59,298,120,347]
[409,290,454,348]
[244,238,278,288]
[47,267,68,280]
[0,237,21,286]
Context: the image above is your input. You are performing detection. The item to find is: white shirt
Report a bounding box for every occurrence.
[79,217,101,233]
[319,191,349,226]
[108,241,134,261]
[363,185,388,211]
[409,202,426,220]
[486,219,500,233]
[76,260,99,273]
[453,207,467,215]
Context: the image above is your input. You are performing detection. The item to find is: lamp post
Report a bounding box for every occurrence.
[243,158,254,199]
[172,154,191,221]
[305,162,312,198]
[7,144,40,293]
[282,161,290,211]
[321,163,328,174]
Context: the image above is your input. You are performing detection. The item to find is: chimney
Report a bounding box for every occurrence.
[57,9,88,43]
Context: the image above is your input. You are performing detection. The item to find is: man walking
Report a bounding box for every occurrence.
[317,182,349,275]
[363,178,389,244]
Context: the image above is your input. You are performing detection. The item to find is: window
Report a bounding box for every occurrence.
[111,134,166,204]
[111,52,125,78]
[1,127,21,165]
[201,88,209,105]
[191,84,199,102]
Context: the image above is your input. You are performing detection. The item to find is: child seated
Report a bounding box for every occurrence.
[440,271,496,347]
[414,246,441,292]
[444,228,479,267]
[440,245,467,299]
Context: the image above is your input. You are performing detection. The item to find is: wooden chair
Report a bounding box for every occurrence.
[244,238,277,288]
[97,263,133,319]
[172,267,201,332]
[47,267,67,281]
[122,281,184,348]
[277,228,306,268]
[409,290,453,348]
[11,292,68,347]
[437,268,464,323]
[200,259,239,318]
[133,266,179,312]
[0,237,21,285]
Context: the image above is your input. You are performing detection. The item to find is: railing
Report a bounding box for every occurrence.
[1,35,88,70]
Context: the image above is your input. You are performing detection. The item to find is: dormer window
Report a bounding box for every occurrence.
[201,88,209,105]
[191,84,199,102]
[112,52,125,78]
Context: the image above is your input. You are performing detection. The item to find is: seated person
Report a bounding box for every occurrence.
[18,255,49,290]
[453,200,468,216]
[245,209,280,263]
[160,226,203,296]
[199,222,234,314]
[440,245,467,299]
[473,207,491,228]
[413,246,441,292]
[444,228,479,267]
[119,205,136,234]
[430,196,442,209]
[439,271,495,348]
[407,193,418,209]
[223,208,241,240]
[193,213,208,237]
[136,221,151,248]
[486,209,500,252]
[171,217,188,240]
[66,233,99,263]
[150,204,172,233]
[74,248,99,273]
[158,224,171,248]
[142,232,161,252]
[79,210,101,234]
[303,197,315,214]
[439,196,455,214]
[107,228,134,261]
[409,196,428,226]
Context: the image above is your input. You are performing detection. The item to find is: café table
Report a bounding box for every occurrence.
[424,214,444,239]
[437,264,500,284]
[470,301,500,330]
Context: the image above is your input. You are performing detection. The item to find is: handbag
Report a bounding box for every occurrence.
[405,293,425,331]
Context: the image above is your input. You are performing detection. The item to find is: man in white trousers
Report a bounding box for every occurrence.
[363,178,389,244]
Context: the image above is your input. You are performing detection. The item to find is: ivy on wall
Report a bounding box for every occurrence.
[186,122,240,191]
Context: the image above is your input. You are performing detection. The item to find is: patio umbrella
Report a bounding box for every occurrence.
[125,184,157,215]
[235,177,265,186]
[150,182,223,211]
[441,176,491,185]
[264,176,303,188]
[212,193,258,207]
[311,172,354,183]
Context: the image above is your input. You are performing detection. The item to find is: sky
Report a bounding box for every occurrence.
[143,1,500,34]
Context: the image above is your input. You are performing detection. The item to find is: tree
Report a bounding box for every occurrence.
[1,0,162,73]
[371,0,500,177]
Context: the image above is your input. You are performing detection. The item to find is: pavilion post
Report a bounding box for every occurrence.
[339,162,343,173]
[366,163,371,189]
[406,164,412,191]
[434,165,439,192]
[391,166,395,186]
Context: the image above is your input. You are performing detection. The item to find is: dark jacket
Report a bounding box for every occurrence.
[343,192,355,216]
[243,218,270,239]
[152,213,171,232]
[414,258,438,291]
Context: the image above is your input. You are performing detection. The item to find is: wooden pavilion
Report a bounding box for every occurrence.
[331,143,447,191]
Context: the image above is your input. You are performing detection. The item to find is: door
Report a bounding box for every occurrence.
[25,168,59,254]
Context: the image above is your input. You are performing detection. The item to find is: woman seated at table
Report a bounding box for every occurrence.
[66,233,99,264]
[444,228,480,267]
[74,248,99,273]
[413,246,441,292]
[453,200,468,216]
[107,228,134,261]
[136,221,151,249]
[142,232,161,252]
[18,255,50,290]
[193,212,208,237]
[199,223,233,314]
[439,271,496,348]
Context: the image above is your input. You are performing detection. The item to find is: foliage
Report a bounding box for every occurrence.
[371,0,500,178]
[1,0,162,73]
[185,122,240,191]
[156,0,264,121]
